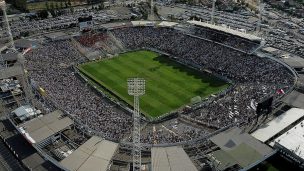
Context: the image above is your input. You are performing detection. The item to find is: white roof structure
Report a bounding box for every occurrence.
[18,110,73,143]
[251,108,304,143]
[151,146,198,171]
[158,21,178,27]
[60,136,118,171]
[187,20,261,41]
[262,47,279,53]
[12,105,39,121]
[272,120,304,160]
[131,20,156,26]
[281,55,304,68]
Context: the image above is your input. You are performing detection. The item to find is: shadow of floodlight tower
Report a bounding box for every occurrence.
[127,78,145,171]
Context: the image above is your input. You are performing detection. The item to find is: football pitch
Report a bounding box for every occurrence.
[79,50,229,118]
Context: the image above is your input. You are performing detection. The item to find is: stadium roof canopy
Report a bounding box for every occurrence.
[187,20,261,41]
[151,146,198,171]
[282,91,304,109]
[60,136,118,171]
[158,21,178,27]
[131,20,156,26]
[0,43,7,52]
[298,74,304,88]
[280,55,304,68]
[0,65,23,79]
[18,110,73,144]
[1,52,19,61]
[271,119,304,161]
[251,108,304,143]
[209,127,274,170]
[44,32,70,41]
[15,39,38,49]
[0,65,24,79]
[262,47,279,53]
[100,22,132,29]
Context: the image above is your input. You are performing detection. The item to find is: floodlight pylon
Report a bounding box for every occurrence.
[127,78,145,171]
[0,0,15,50]
[211,0,216,24]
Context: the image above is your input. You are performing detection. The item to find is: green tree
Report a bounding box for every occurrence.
[37,10,48,19]
[98,3,104,10]
[50,2,55,10]
[70,7,74,14]
[11,0,27,11]
[45,2,49,10]
[55,3,59,9]
[68,0,72,6]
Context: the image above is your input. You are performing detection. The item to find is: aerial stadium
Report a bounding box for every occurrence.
[1,0,304,171]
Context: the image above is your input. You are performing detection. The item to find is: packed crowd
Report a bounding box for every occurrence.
[112,26,294,132]
[25,40,132,141]
[191,26,260,53]
[76,33,110,47]
[75,32,124,55]
[185,82,287,129]
[139,119,208,144]
[112,27,293,83]
[24,26,295,144]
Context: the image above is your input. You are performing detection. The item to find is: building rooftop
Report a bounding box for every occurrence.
[18,110,73,143]
[281,55,304,68]
[151,146,198,171]
[131,20,156,26]
[210,127,274,170]
[1,52,20,61]
[12,105,40,121]
[251,108,304,143]
[282,91,304,109]
[60,136,118,171]
[158,21,178,27]
[187,20,261,41]
[272,119,304,161]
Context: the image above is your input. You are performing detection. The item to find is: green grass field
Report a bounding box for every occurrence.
[79,50,229,118]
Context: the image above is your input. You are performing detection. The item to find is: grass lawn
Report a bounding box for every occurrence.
[79,50,229,118]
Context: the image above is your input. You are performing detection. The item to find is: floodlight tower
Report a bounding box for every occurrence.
[150,0,153,17]
[127,78,145,171]
[0,1,33,105]
[0,0,15,49]
[211,0,216,24]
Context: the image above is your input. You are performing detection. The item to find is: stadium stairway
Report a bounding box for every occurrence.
[71,38,106,60]
[108,32,125,52]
